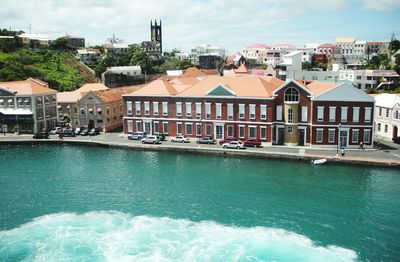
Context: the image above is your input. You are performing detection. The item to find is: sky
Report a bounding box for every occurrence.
[1,0,399,54]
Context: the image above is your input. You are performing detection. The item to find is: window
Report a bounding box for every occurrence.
[353,107,359,122]
[249,104,256,119]
[227,103,233,120]
[260,126,267,140]
[394,110,399,119]
[162,102,168,116]
[144,102,150,115]
[365,107,371,122]
[153,102,159,116]
[80,108,85,115]
[378,107,382,116]
[177,122,182,135]
[287,126,293,134]
[239,125,245,138]
[216,103,222,119]
[196,123,202,136]
[97,108,102,115]
[249,126,257,138]
[284,87,299,102]
[206,124,212,136]
[163,122,169,134]
[363,129,371,144]
[288,108,293,123]
[176,102,182,117]
[386,109,389,118]
[74,107,78,114]
[341,107,348,122]
[135,102,141,115]
[185,123,193,135]
[301,106,308,122]
[186,102,192,117]
[317,106,324,122]
[227,125,234,137]
[127,120,133,133]
[260,105,267,120]
[316,129,323,143]
[205,103,211,119]
[239,104,245,119]
[127,101,132,115]
[196,103,202,118]
[377,123,381,131]
[384,125,388,133]
[352,129,359,143]
[136,121,142,132]
[153,121,160,133]
[276,106,282,121]
[329,107,336,122]
[328,129,335,143]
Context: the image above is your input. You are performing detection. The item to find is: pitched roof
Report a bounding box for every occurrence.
[335,37,356,43]
[182,67,207,77]
[246,43,269,49]
[0,78,56,95]
[318,43,337,48]
[313,82,374,102]
[305,81,337,96]
[374,93,400,108]
[93,85,144,103]
[233,64,249,74]
[57,90,82,103]
[78,83,109,92]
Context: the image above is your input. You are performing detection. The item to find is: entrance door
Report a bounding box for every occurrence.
[393,126,398,141]
[277,128,284,145]
[299,129,305,146]
[339,130,348,148]
[144,121,151,134]
[88,119,95,129]
[215,124,224,139]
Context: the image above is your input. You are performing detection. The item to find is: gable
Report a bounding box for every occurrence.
[0,87,16,96]
[206,84,235,96]
[272,80,312,97]
[313,83,375,102]
[80,92,102,104]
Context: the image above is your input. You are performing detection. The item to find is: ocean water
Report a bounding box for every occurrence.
[0,145,399,261]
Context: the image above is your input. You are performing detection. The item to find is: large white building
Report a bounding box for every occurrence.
[190,44,225,65]
[374,94,400,141]
[242,43,269,64]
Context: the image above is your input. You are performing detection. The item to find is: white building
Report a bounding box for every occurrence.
[242,43,269,64]
[374,94,400,141]
[105,43,130,56]
[76,48,101,65]
[190,44,225,65]
[278,51,302,80]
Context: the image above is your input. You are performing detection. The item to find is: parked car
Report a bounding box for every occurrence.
[80,128,90,136]
[74,127,84,135]
[128,131,147,140]
[196,137,216,144]
[88,128,100,136]
[154,132,166,141]
[218,136,238,145]
[63,129,76,137]
[222,141,246,149]
[170,136,190,143]
[33,132,49,139]
[243,138,261,147]
[49,127,62,135]
[141,135,161,144]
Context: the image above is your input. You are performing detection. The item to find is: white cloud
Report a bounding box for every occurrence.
[362,0,400,11]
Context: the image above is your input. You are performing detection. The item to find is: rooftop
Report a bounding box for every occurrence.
[0,78,56,95]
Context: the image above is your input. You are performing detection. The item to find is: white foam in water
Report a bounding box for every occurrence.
[0,211,357,261]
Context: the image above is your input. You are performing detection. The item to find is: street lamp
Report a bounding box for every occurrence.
[197,117,202,144]
[336,124,341,156]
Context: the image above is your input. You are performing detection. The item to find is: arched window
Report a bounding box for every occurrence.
[284,88,299,102]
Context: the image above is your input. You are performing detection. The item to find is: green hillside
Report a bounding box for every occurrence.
[0,48,97,91]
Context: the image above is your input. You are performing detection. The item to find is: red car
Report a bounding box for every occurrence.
[218,136,238,145]
[243,138,261,147]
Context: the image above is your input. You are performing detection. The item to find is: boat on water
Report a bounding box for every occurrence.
[311,159,328,165]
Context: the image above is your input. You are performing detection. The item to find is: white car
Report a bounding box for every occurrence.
[222,141,246,149]
[49,127,62,135]
[141,136,161,144]
[170,136,190,143]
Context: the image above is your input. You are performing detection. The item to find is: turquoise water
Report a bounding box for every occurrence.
[0,145,399,261]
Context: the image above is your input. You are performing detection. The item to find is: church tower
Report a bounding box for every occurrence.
[150,20,162,53]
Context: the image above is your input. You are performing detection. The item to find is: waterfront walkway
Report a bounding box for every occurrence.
[1,133,400,168]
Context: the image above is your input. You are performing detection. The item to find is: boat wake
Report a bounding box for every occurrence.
[0,211,357,261]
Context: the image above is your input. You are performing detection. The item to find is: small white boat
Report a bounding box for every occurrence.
[311,159,328,165]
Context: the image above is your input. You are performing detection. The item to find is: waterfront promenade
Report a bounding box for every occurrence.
[1,133,400,167]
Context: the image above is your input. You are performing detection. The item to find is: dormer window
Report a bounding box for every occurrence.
[284,87,299,102]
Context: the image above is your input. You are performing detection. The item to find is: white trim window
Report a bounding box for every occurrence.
[316,128,323,143]
[276,105,282,121]
[249,126,257,138]
[127,120,133,133]
[249,104,256,119]
[363,129,371,144]
[341,107,348,122]
[317,106,324,122]
[353,107,359,123]
[364,107,371,123]
[153,102,159,116]
[260,105,267,120]
[239,125,245,138]
[144,102,150,116]
[352,129,359,143]
[205,103,211,119]
[196,103,202,118]
[227,125,234,137]
[153,121,160,133]
[260,126,267,140]
[176,102,182,117]
[135,121,142,132]
[227,103,234,120]
[185,123,193,135]
[162,102,168,116]
[329,106,336,122]
[288,108,293,123]
[328,129,335,143]
[135,101,141,115]
[186,102,192,117]
[205,124,212,136]
[301,106,308,122]
[163,122,169,134]
[127,101,132,115]
[239,104,245,119]
[176,122,182,135]
[216,103,222,119]
[196,123,202,136]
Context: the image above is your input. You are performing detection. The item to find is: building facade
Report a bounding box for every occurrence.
[0,78,57,133]
[374,93,400,141]
[123,75,374,148]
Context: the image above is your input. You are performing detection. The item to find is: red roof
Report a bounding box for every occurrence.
[318,43,337,48]
[246,43,269,49]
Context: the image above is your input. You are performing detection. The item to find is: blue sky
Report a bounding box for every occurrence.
[1,0,399,54]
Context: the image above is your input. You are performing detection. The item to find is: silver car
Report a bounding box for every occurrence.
[222,141,246,149]
[170,136,190,143]
[141,135,161,144]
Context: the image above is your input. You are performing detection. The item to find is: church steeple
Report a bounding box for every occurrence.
[150,19,162,53]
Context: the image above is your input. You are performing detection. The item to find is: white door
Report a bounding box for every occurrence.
[339,129,348,148]
[215,124,224,139]
[144,121,152,134]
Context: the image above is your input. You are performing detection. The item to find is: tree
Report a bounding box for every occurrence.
[302,61,312,70]
[389,38,400,53]
[128,44,154,73]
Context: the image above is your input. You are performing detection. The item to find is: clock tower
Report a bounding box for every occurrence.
[150,20,162,53]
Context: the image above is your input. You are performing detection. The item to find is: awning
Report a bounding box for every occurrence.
[8,99,13,103]
[67,105,70,109]
[0,99,3,103]
[97,108,102,112]
[89,108,93,112]
[57,105,62,109]
[0,108,33,115]
[17,98,23,102]
[24,98,29,103]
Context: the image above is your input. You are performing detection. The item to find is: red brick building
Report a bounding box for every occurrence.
[123,73,374,148]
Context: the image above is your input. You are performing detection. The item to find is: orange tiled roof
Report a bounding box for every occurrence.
[233,64,249,74]
[305,81,337,96]
[94,85,144,103]
[78,83,109,93]
[182,67,207,77]
[0,78,56,95]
